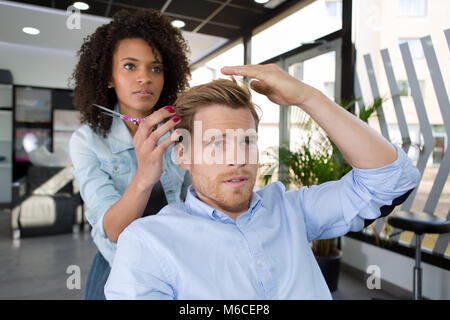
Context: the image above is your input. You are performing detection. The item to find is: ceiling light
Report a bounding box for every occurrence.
[73,2,89,10]
[264,0,288,8]
[171,20,186,28]
[22,27,40,35]
[254,0,270,4]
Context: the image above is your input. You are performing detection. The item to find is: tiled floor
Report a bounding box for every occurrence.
[0,210,409,300]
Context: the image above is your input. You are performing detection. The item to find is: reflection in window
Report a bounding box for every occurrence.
[398,0,427,16]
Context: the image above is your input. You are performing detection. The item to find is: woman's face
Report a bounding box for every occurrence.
[109,37,165,116]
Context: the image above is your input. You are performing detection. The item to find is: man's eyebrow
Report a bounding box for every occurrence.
[203,133,226,142]
[202,132,258,142]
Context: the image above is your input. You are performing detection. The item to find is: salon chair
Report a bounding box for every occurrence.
[11,166,84,238]
[387,211,450,300]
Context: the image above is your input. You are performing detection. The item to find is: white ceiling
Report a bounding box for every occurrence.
[0,0,228,64]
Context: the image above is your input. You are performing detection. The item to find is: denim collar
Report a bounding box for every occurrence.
[185,184,262,222]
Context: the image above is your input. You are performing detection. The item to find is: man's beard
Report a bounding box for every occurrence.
[191,168,256,214]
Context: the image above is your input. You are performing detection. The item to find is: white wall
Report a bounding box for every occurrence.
[341,236,450,300]
[0,41,77,89]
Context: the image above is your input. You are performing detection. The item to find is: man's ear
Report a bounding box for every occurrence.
[174,142,190,171]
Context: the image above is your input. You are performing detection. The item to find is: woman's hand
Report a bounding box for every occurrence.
[132,106,181,191]
[221,64,318,108]
[103,107,181,242]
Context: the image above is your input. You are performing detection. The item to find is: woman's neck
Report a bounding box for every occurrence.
[118,103,153,137]
[118,103,151,119]
[124,120,139,137]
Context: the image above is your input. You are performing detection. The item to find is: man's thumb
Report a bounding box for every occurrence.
[249,79,269,94]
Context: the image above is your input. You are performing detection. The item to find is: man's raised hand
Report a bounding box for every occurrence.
[221,64,317,108]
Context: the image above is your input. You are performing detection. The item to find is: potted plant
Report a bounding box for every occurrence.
[259,97,383,292]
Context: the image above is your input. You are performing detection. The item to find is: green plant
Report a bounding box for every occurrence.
[259,97,384,257]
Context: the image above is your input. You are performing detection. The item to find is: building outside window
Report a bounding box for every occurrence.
[398,0,427,16]
[353,0,449,254]
[398,38,425,58]
[397,79,425,98]
[432,125,446,165]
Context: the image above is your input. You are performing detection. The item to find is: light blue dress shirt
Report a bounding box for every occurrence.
[69,112,189,266]
[104,145,420,299]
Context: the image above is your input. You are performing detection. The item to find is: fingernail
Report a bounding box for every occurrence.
[176,129,181,134]
[172,116,180,122]
[164,106,175,113]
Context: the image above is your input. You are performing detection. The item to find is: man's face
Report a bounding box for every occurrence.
[179,104,258,219]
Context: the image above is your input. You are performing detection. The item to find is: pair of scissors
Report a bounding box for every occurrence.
[92,103,146,126]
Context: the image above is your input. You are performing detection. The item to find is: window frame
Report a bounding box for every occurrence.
[397,0,427,17]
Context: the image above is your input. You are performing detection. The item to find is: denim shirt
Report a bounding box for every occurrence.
[69,113,190,267]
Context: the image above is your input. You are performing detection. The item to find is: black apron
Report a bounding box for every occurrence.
[142,180,168,217]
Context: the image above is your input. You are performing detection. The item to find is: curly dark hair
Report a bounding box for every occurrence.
[70,8,191,137]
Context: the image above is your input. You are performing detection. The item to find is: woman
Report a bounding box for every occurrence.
[69,8,191,299]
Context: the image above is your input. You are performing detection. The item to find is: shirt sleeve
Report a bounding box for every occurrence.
[69,130,119,248]
[104,227,175,300]
[287,144,421,242]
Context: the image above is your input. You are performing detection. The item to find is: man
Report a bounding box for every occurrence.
[104,64,420,299]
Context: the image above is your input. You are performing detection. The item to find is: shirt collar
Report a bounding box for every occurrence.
[185,184,262,222]
[107,104,134,154]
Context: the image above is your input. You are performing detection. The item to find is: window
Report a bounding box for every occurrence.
[432,125,446,164]
[251,0,342,64]
[323,81,335,100]
[397,80,425,98]
[398,0,427,16]
[397,80,409,96]
[433,136,445,164]
[325,0,342,18]
[190,42,244,86]
[398,38,424,58]
[354,0,450,258]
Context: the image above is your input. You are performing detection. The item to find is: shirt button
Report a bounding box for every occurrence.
[167,190,173,194]
[113,166,119,173]
[257,259,262,265]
